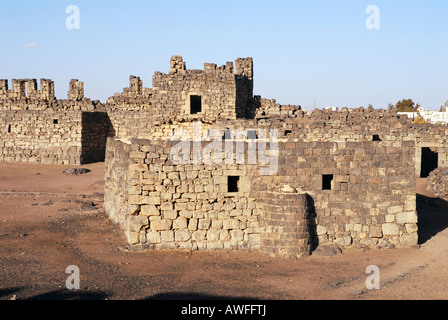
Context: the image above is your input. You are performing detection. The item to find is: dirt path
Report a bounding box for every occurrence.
[0,162,447,300]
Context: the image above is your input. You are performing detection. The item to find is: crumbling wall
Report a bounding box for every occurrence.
[150,56,253,121]
[0,110,83,164]
[104,132,418,256]
[104,137,132,227]
[277,140,418,248]
[253,96,303,118]
[0,78,111,164]
[427,167,448,201]
[104,138,263,252]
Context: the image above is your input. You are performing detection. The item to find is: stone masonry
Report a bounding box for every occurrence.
[1,55,447,258]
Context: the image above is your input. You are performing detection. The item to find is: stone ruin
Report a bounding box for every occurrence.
[1,55,448,258]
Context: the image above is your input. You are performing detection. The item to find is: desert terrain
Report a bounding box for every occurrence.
[0,161,447,300]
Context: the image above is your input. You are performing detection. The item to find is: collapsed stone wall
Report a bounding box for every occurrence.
[253,96,303,118]
[427,167,448,201]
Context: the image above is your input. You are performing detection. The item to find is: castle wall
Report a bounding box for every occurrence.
[104,138,265,252]
[0,110,83,164]
[1,56,446,259]
[276,140,417,248]
[150,56,253,121]
[0,78,112,164]
[104,134,418,256]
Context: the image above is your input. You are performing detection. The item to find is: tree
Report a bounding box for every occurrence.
[440,100,448,112]
[393,99,419,112]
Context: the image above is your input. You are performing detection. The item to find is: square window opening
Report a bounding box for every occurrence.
[228,176,240,193]
[53,119,58,125]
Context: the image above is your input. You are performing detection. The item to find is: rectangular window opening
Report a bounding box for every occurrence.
[322,174,334,190]
[8,124,11,133]
[228,176,240,193]
[284,130,292,136]
[372,134,381,141]
[190,95,202,114]
[421,147,438,178]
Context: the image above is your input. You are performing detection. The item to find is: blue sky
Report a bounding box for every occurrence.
[0,0,447,110]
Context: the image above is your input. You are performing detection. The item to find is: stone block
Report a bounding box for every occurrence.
[369,226,383,238]
[173,217,188,229]
[219,230,230,241]
[399,233,418,247]
[239,176,251,193]
[161,230,174,242]
[230,229,244,242]
[192,230,206,242]
[160,202,174,210]
[150,219,172,231]
[382,223,399,236]
[316,225,327,236]
[248,234,261,246]
[126,215,149,232]
[396,212,418,224]
[146,231,161,244]
[198,218,211,230]
[140,205,160,216]
[175,230,191,242]
[163,210,178,220]
[188,218,198,231]
[125,230,140,245]
[207,242,224,250]
[207,230,220,241]
[405,223,418,234]
[387,206,403,214]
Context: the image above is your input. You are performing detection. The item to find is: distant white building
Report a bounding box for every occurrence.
[398,109,448,124]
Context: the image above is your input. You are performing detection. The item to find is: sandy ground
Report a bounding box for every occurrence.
[0,162,448,301]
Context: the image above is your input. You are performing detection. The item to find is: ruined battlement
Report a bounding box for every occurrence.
[106,76,152,111]
[0,78,103,112]
[68,79,84,101]
[150,55,254,120]
[1,55,447,257]
[0,78,55,102]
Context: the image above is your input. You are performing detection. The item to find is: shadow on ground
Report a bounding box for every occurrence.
[417,194,448,245]
[143,292,257,300]
[0,288,110,300]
